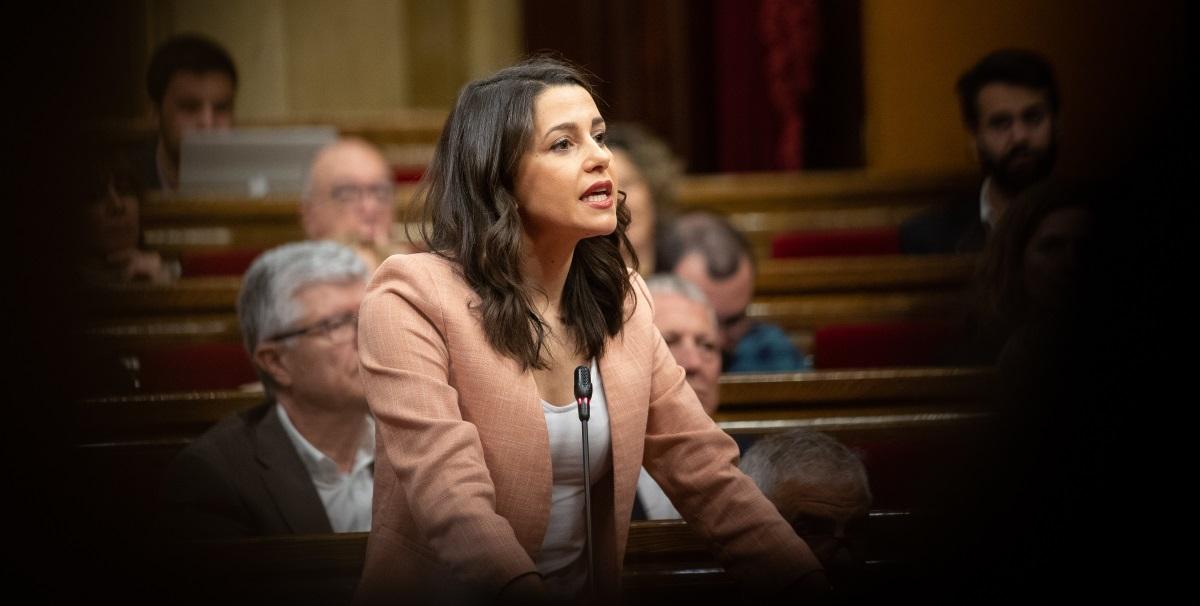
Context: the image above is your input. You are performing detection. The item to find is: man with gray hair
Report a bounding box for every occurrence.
[740,429,872,575]
[657,210,806,372]
[300,137,402,268]
[159,240,374,538]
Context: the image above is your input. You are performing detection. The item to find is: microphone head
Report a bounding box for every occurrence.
[573,365,592,400]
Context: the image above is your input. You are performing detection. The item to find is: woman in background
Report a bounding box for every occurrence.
[606,122,682,274]
[80,155,179,285]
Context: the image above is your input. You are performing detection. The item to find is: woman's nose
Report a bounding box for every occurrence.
[584,138,611,172]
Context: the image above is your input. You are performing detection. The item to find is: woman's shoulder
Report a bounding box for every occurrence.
[378,251,456,275]
[367,252,471,305]
[372,252,464,287]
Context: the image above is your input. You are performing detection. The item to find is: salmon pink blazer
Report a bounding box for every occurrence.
[354,253,821,602]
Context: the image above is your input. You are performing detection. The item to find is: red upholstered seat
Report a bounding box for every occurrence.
[392,166,425,183]
[813,320,960,369]
[770,227,901,258]
[179,248,264,277]
[135,342,258,391]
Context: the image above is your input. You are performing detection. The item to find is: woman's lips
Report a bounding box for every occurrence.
[580,180,613,209]
[581,192,613,209]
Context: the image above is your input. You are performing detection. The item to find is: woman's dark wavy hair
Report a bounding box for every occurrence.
[412,55,637,371]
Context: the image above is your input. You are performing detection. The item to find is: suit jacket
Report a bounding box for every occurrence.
[899,188,988,254]
[354,253,821,603]
[158,402,333,539]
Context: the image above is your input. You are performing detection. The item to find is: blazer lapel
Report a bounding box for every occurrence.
[598,333,645,532]
[254,404,333,534]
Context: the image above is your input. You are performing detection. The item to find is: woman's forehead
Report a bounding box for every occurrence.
[531,85,602,133]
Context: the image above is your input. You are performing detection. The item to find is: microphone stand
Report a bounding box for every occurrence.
[573,365,597,601]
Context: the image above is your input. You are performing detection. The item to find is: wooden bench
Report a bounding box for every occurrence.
[75,368,988,560]
[77,367,992,443]
[679,170,975,257]
[135,170,975,254]
[82,255,975,378]
[755,254,974,294]
[146,512,920,604]
[713,367,994,509]
[88,253,974,314]
[85,255,973,318]
[139,190,423,254]
[675,170,976,214]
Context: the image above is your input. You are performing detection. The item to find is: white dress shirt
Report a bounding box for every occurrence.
[277,404,375,533]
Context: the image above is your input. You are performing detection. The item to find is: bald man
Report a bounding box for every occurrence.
[301,138,400,266]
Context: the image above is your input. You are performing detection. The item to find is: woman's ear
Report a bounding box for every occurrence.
[253,342,292,388]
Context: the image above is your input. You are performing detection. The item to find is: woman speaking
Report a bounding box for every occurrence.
[355,56,826,604]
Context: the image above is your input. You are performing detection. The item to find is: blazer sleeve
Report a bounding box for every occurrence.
[632,274,824,592]
[357,255,539,592]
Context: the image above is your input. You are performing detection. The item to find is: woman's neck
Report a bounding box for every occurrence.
[521,233,577,315]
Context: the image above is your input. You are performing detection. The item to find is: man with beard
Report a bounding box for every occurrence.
[140,34,238,192]
[901,49,1059,254]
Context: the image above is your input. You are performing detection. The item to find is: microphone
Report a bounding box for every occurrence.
[574,365,592,421]
[573,364,597,599]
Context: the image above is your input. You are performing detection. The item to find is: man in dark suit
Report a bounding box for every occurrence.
[901,49,1060,254]
[158,240,374,538]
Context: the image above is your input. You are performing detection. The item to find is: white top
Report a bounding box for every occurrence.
[636,467,681,520]
[535,360,612,599]
[277,404,375,533]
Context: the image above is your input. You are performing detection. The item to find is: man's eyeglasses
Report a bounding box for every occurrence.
[268,312,358,344]
[329,183,395,206]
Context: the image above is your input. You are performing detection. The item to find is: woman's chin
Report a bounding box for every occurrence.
[589,214,619,238]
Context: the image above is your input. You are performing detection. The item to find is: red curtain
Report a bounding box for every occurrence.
[714,0,820,171]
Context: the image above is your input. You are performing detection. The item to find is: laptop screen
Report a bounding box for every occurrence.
[178,126,337,198]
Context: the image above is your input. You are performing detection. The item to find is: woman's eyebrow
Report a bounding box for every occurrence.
[542,116,606,139]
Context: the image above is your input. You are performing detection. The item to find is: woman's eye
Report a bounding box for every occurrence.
[551,138,571,151]
[593,131,607,146]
